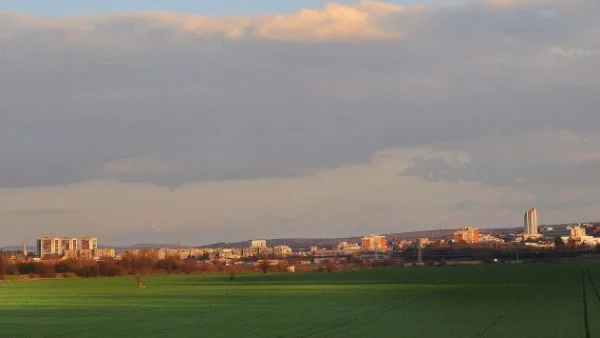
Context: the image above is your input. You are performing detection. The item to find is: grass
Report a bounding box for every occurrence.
[1,262,600,337]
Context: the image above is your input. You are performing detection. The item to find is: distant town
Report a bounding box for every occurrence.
[3,207,600,268]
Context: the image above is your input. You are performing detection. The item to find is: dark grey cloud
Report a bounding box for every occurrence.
[401,157,463,183]
[402,126,600,190]
[1,0,599,192]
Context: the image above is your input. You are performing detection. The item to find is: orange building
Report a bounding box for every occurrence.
[361,235,388,251]
[453,227,480,244]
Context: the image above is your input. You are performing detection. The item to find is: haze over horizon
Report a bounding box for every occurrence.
[2,0,599,246]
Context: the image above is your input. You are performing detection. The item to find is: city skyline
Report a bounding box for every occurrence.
[4,203,583,248]
[2,0,600,246]
[17,218,600,259]
[14,211,600,251]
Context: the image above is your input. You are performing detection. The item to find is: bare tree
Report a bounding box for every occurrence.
[326,261,337,273]
[228,265,237,281]
[258,260,270,274]
[131,249,158,288]
[0,255,6,280]
[277,261,288,272]
[135,271,145,288]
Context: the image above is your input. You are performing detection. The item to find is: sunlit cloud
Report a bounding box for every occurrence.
[0,1,406,42]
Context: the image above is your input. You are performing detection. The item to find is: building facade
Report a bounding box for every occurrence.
[80,237,98,251]
[560,225,600,246]
[453,227,480,244]
[37,237,59,258]
[570,226,586,238]
[37,236,98,258]
[273,245,293,256]
[524,207,538,235]
[95,248,116,258]
[337,241,361,254]
[250,240,267,248]
[361,235,388,251]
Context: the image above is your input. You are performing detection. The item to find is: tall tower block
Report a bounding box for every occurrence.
[524,207,538,235]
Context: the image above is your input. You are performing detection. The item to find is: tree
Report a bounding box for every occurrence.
[98,259,125,277]
[124,249,158,288]
[155,256,181,274]
[554,236,565,248]
[135,271,144,288]
[0,255,6,280]
[258,260,270,274]
[326,261,337,273]
[181,258,198,274]
[39,263,56,278]
[228,265,237,281]
[276,261,288,272]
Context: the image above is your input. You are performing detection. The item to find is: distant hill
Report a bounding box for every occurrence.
[0,246,36,253]
[118,223,597,251]
[7,224,597,252]
[196,227,525,250]
[102,227,526,251]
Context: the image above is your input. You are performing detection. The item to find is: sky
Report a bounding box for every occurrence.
[1,0,600,246]
[1,0,444,16]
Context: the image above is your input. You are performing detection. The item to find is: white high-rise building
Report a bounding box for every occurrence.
[250,240,267,248]
[37,236,97,258]
[524,207,538,235]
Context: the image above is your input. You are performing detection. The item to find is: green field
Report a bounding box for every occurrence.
[1,263,600,337]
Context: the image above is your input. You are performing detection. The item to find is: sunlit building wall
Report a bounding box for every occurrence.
[524,208,538,235]
[361,235,388,251]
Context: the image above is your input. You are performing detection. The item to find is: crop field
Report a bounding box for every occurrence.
[1,263,600,337]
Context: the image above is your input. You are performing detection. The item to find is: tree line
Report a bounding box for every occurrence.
[0,251,223,280]
[0,250,319,281]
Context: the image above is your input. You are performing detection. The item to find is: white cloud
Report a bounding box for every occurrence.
[550,45,600,59]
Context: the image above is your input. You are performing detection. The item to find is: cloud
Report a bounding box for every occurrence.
[2,1,599,189]
[446,200,488,211]
[401,129,600,188]
[486,0,554,7]
[0,148,535,245]
[550,45,600,59]
[94,156,176,183]
[401,157,465,183]
[1,0,600,244]
[0,1,404,42]
[256,1,403,41]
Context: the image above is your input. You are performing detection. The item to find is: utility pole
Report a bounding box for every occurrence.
[417,241,423,265]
